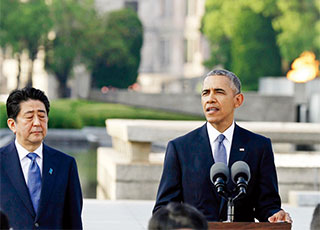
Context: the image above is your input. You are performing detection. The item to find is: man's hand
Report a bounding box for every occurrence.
[268,210,292,223]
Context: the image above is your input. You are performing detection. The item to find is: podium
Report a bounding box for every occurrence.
[208,222,291,230]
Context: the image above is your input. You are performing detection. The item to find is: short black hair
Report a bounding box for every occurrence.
[204,69,241,94]
[6,87,50,120]
[148,202,208,230]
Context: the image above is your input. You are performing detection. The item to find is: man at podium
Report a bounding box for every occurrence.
[153,69,292,223]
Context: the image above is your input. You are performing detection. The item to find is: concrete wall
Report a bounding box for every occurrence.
[97,119,320,202]
[89,90,296,122]
[259,77,294,96]
[97,149,320,202]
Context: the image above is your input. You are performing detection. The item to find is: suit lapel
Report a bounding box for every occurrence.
[198,123,215,165]
[228,123,249,190]
[2,141,36,217]
[228,124,248,168]
[36,144,58,220]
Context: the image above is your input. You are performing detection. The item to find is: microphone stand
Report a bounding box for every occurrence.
[215,180,235,222]
[223,186,247,222]
[226,197,234,222]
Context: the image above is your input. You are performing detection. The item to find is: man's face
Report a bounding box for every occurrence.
[7,99,48,151]
[201,75,243,132]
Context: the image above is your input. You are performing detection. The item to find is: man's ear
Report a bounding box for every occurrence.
[234,93,244,108]
[7,118,16,134]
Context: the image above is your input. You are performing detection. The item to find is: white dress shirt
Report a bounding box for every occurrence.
[15,139,43,184]
[207,121,235,165]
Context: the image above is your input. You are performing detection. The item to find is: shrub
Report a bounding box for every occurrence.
[0,103,7,128]
[1,100,204,129]
[48,107,83,129]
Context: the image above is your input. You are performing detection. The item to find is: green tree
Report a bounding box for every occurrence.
[90,35,137,88]
[45,0,96,97]
[202,0,319,82]
[88,8,143,89]
[0,0,21,86]
[1,0,52,87]
[273,0,320,63]
[201,0,235,70]
[202,0,281,90]
[0,0,18,47]
[231,10,282,90]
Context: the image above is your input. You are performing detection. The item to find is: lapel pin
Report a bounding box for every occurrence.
[239,148,245,152]
[49,168,53,175]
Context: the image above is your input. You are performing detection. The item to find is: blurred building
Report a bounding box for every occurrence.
[95,0,210,93]
[0,48,59,101]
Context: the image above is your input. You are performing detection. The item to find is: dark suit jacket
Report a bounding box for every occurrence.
[153,123,281,222]
[0,141,83,229]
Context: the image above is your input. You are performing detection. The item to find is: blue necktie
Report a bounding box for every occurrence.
[214,134,227,165]
[27,153,42,214]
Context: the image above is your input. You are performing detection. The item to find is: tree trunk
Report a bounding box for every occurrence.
[16,53,22,89]
[57,74,69,98]
[26,50,38,87]
[26,59,34,87]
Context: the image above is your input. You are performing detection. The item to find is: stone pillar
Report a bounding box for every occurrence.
[111,137,151,162]
[310,93,320,123]
[96,147,162,200]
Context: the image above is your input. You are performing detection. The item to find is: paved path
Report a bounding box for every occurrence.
[83,199,316,230]
[83,200,152,230]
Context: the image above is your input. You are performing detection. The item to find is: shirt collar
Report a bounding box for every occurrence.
[15,139,43,161]
[206,121,235,144]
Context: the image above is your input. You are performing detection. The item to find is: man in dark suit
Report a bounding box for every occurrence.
[0,87,83,229]
[153,69,292,223]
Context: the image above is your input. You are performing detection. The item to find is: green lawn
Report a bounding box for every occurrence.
[0,99,204,129]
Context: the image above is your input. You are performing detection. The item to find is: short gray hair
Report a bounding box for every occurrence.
[204,69,241,94]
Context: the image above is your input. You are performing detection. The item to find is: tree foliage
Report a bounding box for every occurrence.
[1,0,52,53]
[273,0,320,62]
[202,0,319,90]
[0,0,19,48]
[45,0,96,97]
[87,9,143,89]
[46,5,143,93]
[202,0,282,90]
[231,9,282,90]
[0,0,52,86]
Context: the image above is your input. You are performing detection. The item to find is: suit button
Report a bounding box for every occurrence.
[35,223,39,227]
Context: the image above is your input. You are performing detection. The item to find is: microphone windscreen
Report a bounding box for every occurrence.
[210,162,229,184]
[231,161,251,184]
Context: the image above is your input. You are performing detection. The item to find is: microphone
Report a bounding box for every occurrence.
[231,161,251,197]
[210,162,230,198]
